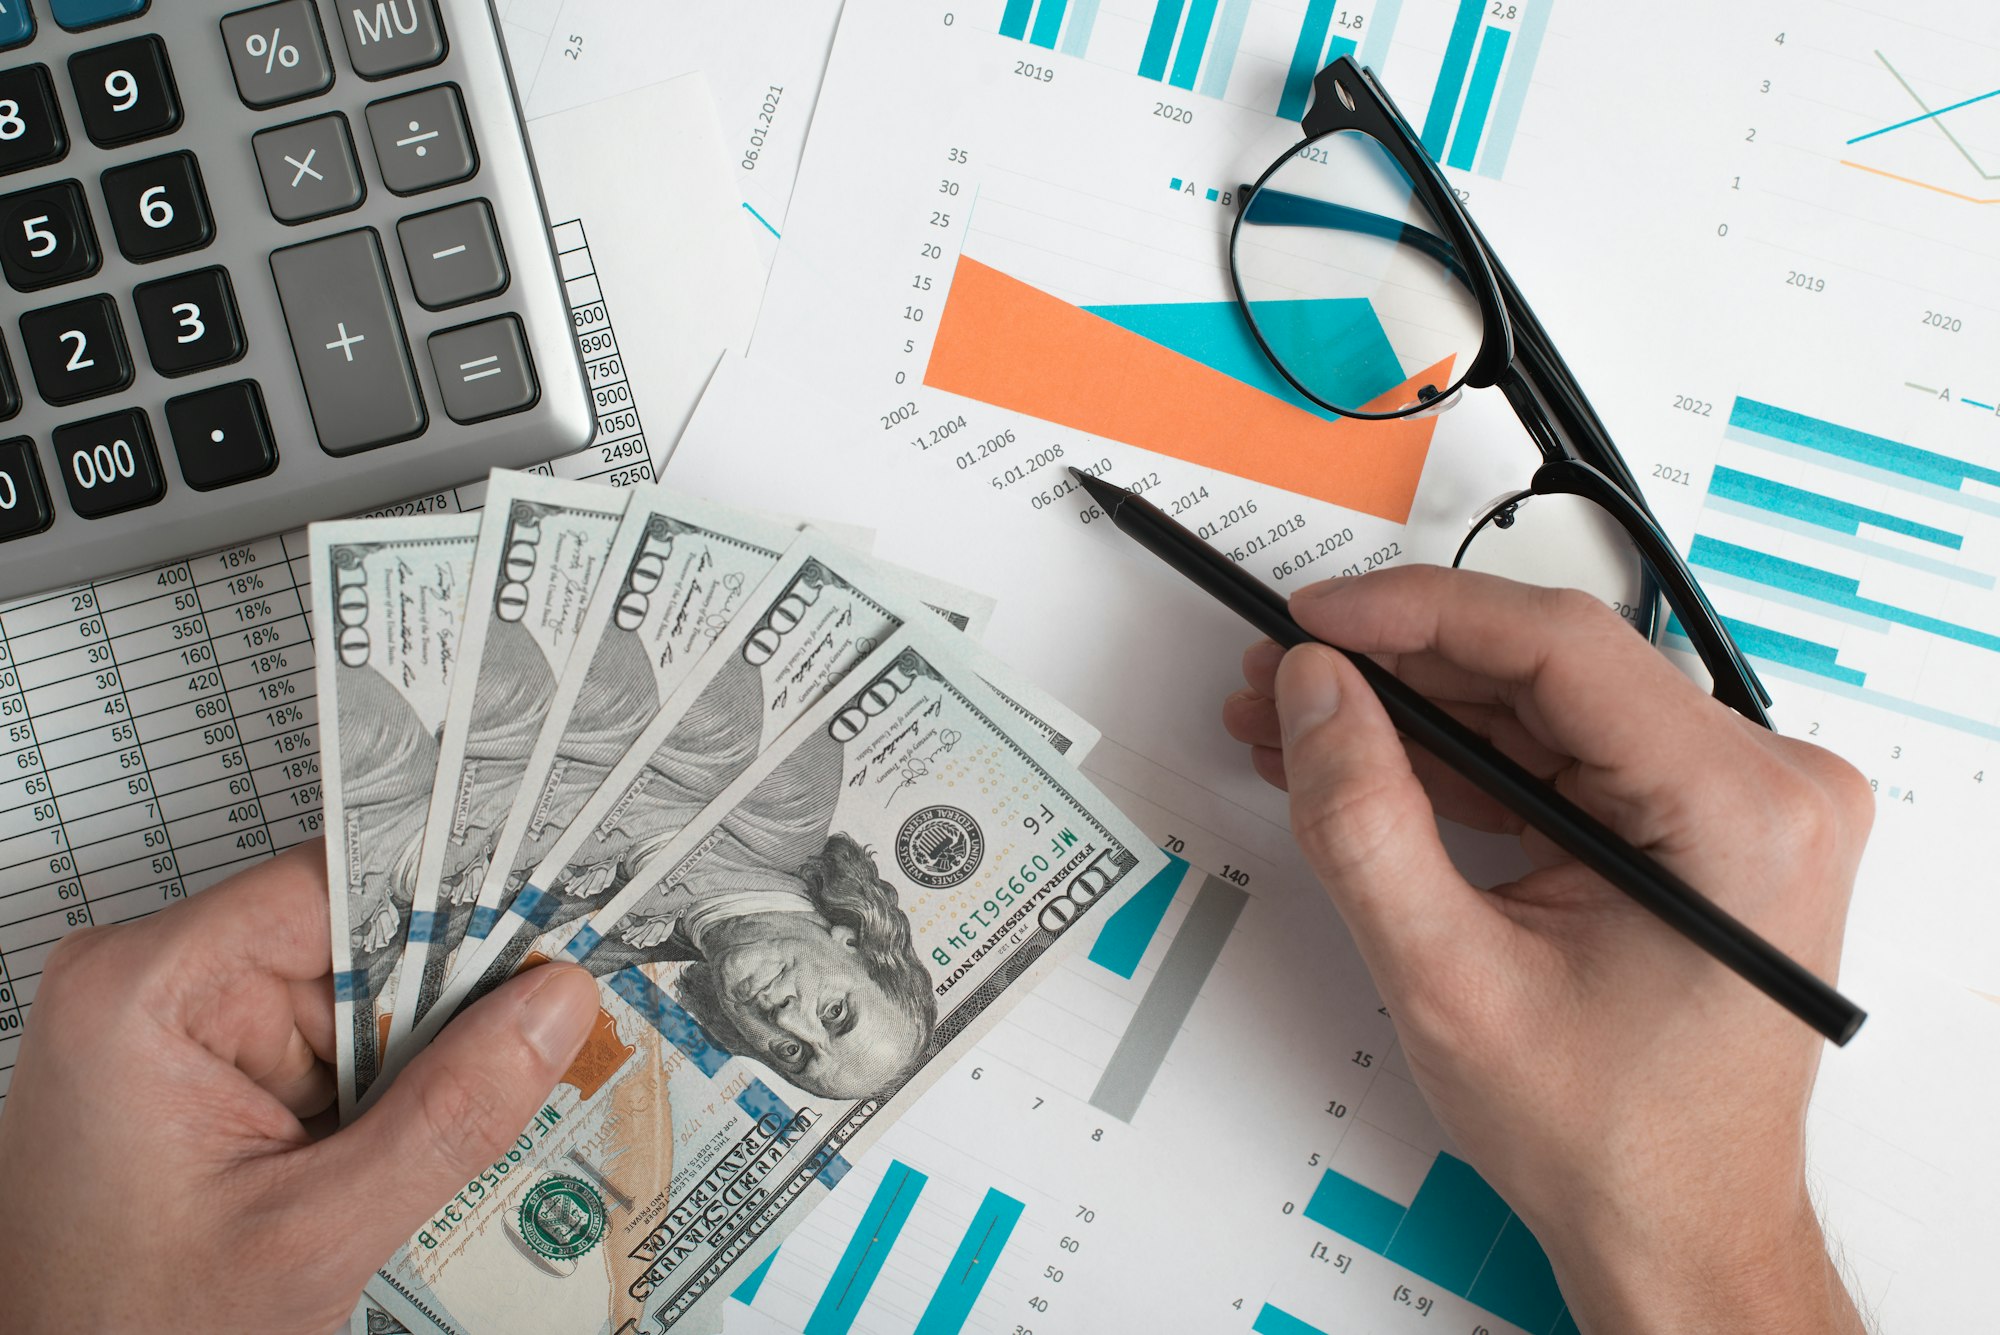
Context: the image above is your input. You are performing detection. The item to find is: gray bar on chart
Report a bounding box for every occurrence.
[1090,875,1247,1121]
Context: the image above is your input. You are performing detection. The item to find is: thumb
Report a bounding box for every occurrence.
[299,962,599,1269]
[1275,644,1495,978]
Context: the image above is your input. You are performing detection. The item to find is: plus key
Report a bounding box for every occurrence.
[269,229,424,455]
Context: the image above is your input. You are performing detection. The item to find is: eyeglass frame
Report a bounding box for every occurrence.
[1228,56,1772,728]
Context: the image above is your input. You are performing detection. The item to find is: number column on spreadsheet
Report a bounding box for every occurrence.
[0,583,158,1033]
[0,628,33,1078]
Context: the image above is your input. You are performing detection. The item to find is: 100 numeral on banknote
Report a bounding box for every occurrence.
[375,622,1164,1333]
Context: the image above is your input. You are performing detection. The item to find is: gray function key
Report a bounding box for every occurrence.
[397,199,506,309]
[366,85,475,195]
[335,0,445,79]
[253,114,364,223]
[270,229,426,455]
[429,316,536,424]
[222,1,336,109]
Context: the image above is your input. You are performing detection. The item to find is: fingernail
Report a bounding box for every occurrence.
[1279,647,1342,747]
[1242,638,1284,679]
[519,967,598,1067]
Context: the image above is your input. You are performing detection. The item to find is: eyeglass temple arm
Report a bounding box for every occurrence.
[1239,188,1474,285]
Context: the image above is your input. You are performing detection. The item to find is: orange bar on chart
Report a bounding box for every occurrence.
[924,256,1444,524]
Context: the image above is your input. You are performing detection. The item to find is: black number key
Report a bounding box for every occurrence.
[21,293,131,405]
[166,380,275,490]
[134,267,244,376]
[69,36,181,149]
[102,152,212,263]
[0,65,67,176]
[53,408,161,518]
[0,435,51,541]
[0,179,98,290]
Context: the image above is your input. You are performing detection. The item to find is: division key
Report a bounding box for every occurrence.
[269,228,425,455]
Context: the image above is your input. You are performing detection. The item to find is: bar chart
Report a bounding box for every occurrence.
[1674,395,2000,743]
[1303,1154,1577,1334]
[992,0,1551,160]
[1419,0,1551,177]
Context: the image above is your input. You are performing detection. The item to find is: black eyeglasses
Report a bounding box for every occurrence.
[1230,56,1771,728]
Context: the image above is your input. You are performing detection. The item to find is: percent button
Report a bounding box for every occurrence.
[221,1,334,109]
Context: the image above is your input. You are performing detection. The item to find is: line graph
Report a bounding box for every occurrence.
[1839,50,2000,203]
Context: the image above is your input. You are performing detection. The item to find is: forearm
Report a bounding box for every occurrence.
[1549,1192,1865,1335]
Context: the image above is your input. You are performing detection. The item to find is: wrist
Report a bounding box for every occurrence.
[1545,1188,1863,1335]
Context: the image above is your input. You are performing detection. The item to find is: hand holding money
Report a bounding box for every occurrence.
[0,844,599,1334]
[307,471,1153,1333]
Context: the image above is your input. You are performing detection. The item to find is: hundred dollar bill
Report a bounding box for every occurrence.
[419,533,962,1047]
[444,489,803,973]
[311,513,481,1117]
[384,474,632,1060]
[377,621,1164,1333]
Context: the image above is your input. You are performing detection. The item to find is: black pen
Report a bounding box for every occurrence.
[1069,467,1866,1046]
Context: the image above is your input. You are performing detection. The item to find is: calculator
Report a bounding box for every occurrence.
[0,0,593,599]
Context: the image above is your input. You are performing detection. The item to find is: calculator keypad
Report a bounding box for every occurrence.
[0,178,98,288]
[0,435,49,538]
[52,406,159,516]
[133,266,243,376]
[0,65,68,176]
[21,292,131,403]
[101,150,212,261]
[0,0,589,586]
[69,35,180,148]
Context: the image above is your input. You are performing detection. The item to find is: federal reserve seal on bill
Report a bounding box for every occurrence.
[517,1177,608,1262]
[895,805,985,888]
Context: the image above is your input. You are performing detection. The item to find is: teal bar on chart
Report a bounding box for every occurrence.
[1278,0,1338,121]
[1358,0,1401,70]
[1669,614,1865,688]
[1477,0,1551,176]
[1303,1153,1576,1333]
[804,1162,928,1335]
[1253,1304,1334,1335]
[1325,34,1357,63]
[1690,535,2000,654]
[1088,853,1186,978]
[913,1188,1027,1334]
[1059,0,1101,55]
[1445,25,1511,170]
[1420,0,1485,155]
[1139,0,1184,80]
[1709,466,1963,548]
[1729,397,2000,491]
[1167,0,1220,90]
[999,0,1034,40]
[1302,1168,1406,1251]
[1466,1215,1568,1333]
[1385,1153,1511,1293]
[1197,0,1251,99]
[1028,0,1068,48]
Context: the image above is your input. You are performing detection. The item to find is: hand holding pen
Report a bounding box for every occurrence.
[1225,564,1873,1334]
[1075,467,1865,1045]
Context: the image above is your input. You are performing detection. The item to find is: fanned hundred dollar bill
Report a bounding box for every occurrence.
[375,620,1163,1333]
[384,473,632,1061]
[443,490,803,980]
[418,532,956,1047]
[312,513,482,1117]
